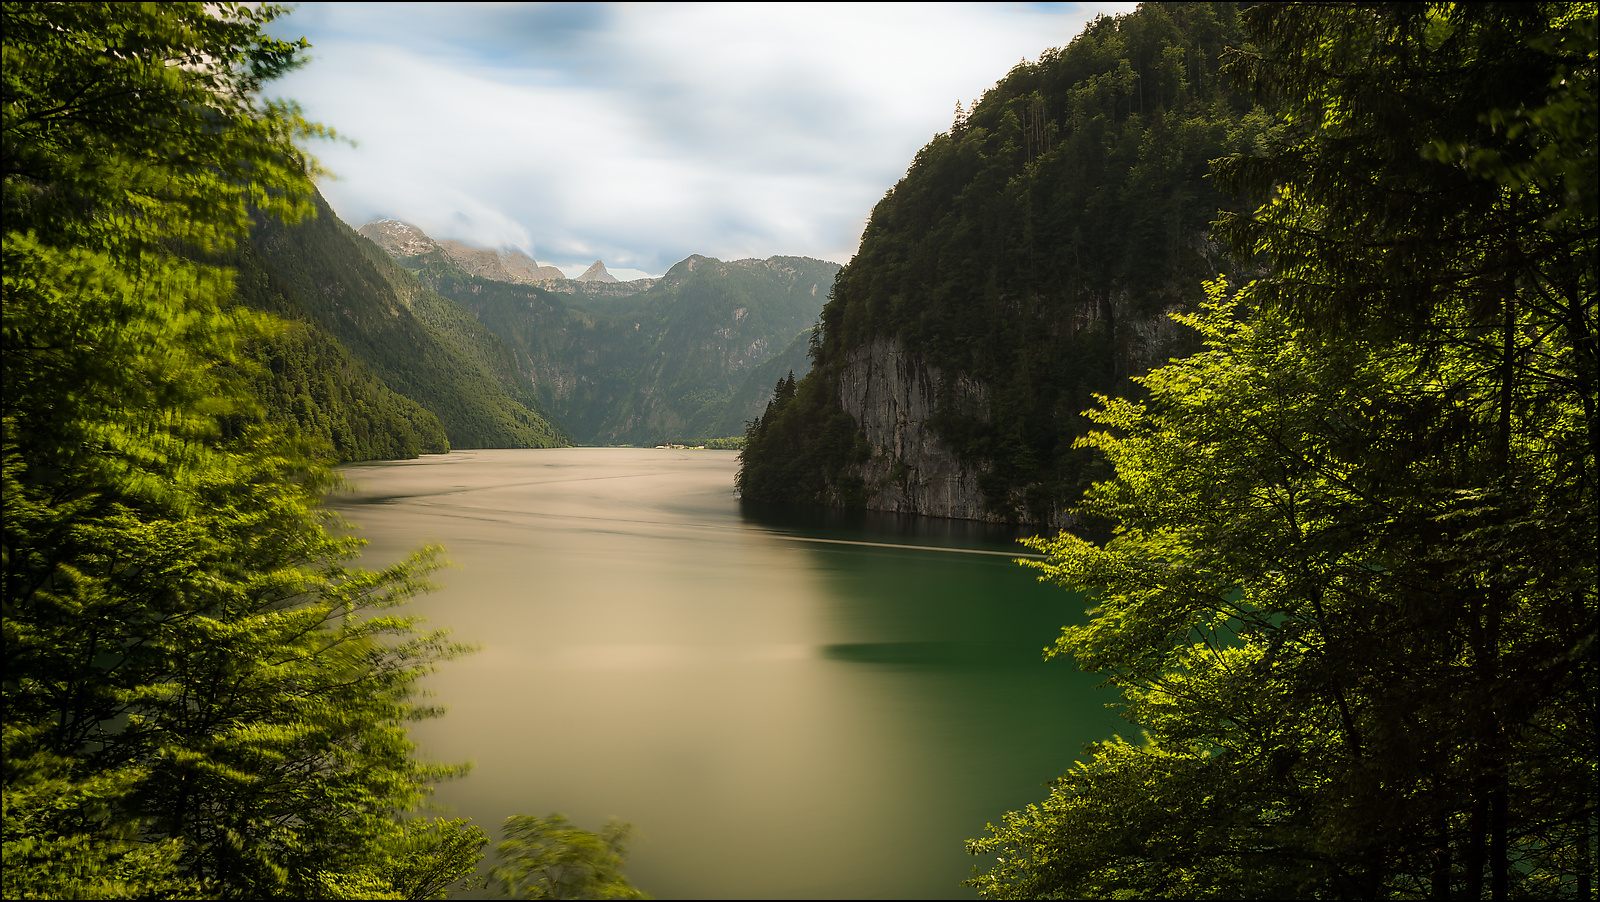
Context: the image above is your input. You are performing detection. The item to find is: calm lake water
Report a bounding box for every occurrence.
[328,448,1123,900]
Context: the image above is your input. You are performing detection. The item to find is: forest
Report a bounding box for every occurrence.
[952,3,1596,898]
[3,0,1595,899]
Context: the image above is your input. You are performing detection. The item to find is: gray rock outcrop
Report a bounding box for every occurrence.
[834,337,1049,525]
[357,220,439,257]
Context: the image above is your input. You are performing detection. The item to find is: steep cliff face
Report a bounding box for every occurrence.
[835,337,999,523]
[829,305,1200,523]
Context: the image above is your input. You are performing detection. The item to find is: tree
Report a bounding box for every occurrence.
[968,2,1596,897]
[3,3,483,896]
[488,814,648,900]
[969,279,1594,898]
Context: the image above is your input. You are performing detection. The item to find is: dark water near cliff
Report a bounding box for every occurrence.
[329,448,1124,899]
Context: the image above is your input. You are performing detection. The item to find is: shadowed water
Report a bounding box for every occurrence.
[329,448,1124,900]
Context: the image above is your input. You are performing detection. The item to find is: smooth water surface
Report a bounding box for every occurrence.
[329,448,1124,899]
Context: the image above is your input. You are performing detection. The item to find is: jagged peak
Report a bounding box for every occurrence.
[576,260,619,282]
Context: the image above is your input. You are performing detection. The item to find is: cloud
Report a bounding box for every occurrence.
[268,2,1137,276]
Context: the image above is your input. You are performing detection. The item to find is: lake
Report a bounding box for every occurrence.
[328,448,1124,899]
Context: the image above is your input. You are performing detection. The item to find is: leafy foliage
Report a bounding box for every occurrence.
[488,814,648,901]
[3,3,486,896]
[969,2,1596,897]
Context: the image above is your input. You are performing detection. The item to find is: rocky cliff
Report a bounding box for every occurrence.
[834,337,1002,523]
[435,240,566,283]
[358,222,646,293]
[533,275,661,301]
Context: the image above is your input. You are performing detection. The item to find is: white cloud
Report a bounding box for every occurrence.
[269,1,1138,276]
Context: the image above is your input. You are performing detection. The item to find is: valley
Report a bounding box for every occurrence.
[7,2,1590,899]
[230,197,837,457]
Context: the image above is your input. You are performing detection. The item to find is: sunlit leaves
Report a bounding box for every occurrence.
[488,813,649,901]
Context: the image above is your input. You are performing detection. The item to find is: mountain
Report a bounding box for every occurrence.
[357,221,570,283]
[704,328,815,440]
[241,192,569,453]
[737,1,1270,525]
[436,240,567,283]
[358,221,662,307]
[226,232,451,461]
[357,219,438,257]
[362,226,840,445]
[499,248,567,282]
[576,260,619,282]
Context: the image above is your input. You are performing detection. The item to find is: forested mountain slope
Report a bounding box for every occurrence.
[705,327,815,440]
[363,223,838,445]
[243,191,568,452]
[228,250,449,460]
[739,2,1273,525]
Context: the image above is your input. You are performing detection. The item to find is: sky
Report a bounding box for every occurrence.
[266,2,1139,280]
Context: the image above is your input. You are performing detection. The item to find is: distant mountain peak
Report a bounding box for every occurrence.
[359,220,569,282]
[358,219,439,257]
[576,260,619,283]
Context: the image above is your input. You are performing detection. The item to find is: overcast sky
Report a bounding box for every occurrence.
[266,2,1138,279]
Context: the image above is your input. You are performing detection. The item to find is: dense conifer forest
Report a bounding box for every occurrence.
[953,3,1597,898]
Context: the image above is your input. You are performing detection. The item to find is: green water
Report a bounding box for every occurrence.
[329,448,1125,899]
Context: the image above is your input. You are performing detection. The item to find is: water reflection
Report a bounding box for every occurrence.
[740,498,1052,549]
[329,449,1124,900]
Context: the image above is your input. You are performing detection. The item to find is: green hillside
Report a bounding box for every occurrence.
[739,2,1274,522]
[703,327,815,440]
[345,228,569,438]
[389,245,838,445]
[225,232,451,461]
[247,191,568,451]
